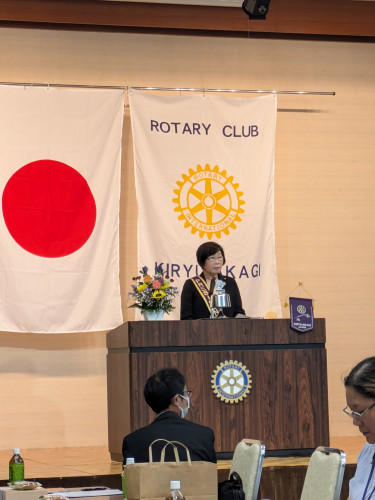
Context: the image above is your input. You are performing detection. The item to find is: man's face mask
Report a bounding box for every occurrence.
[178,394,190,419]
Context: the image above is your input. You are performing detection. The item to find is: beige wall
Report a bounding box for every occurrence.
[0,27,374,452]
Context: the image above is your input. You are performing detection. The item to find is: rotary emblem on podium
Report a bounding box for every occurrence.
[211,360,252,403]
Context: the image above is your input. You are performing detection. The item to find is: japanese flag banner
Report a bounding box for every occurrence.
[129,89,281,320]
[0,86,124,333]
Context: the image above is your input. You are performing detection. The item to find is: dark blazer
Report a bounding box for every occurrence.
[122,411,216,464]
[180,273,245,320]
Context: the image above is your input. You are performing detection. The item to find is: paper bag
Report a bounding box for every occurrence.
[0,488,48,500]
[125,440,217,500]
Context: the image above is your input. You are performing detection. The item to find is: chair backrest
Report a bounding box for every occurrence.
[229,438,266,500]
[300,446,346,500]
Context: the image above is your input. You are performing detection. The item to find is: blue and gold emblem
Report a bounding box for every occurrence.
[211,360,252,404]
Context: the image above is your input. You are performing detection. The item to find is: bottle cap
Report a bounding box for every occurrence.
[126,458,135,465]
[13,449,20,455]
[170,481,180,490]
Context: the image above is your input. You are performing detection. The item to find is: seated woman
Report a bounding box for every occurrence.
[344,356,375,500]
[180,241,245,320]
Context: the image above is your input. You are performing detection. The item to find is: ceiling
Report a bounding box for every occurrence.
[0,0,374,39]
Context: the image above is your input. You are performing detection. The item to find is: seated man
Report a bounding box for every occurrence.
[122,368,216,464]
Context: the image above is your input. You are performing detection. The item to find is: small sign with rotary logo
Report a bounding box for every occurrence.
[289,296,314,333]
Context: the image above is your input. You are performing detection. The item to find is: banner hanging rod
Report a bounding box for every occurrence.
[0,82,335,96]
[131,86,335,96]
[0,82,128,90]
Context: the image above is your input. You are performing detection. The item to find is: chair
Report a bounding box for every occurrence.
[229,438,266,500]
[300,446,346,500]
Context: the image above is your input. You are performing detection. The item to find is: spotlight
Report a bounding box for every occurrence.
[242,0,271,19]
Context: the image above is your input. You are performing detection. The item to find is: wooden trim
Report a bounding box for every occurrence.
[0,0,375,38]
[127,318,326,348]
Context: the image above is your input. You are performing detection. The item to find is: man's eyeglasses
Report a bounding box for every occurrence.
[343,401,375,420]
[183,390,193,397]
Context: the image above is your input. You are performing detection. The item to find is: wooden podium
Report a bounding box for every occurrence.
[106,318,329,462]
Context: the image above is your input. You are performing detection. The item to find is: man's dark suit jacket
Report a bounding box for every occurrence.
[122,411,216,464]
[180,273,245,320]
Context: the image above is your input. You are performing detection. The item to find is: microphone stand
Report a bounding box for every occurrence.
[210,298,216,318]
[209,277,216,319]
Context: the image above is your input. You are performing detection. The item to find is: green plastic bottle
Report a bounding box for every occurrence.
[9,448,24,482]
[122,457,134,500]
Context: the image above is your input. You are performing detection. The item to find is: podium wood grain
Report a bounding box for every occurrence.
[106,319,329,461]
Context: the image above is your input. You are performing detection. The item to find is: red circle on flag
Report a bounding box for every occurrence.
[2,159,97,258]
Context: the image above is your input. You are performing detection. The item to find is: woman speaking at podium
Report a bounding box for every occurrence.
[180,241,245,320]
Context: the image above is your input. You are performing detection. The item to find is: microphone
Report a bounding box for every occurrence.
[209,277,216,296]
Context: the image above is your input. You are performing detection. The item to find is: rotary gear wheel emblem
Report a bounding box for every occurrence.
[211,360,252,404]
[173,163,245,239]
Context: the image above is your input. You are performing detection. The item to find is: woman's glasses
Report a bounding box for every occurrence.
[343,402,375,420]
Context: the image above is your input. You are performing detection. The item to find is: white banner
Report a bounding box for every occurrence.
[130,89,281,319]
[0,86,124,333]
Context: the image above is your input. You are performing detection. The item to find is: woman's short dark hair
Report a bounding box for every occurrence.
[143,368,186,414]
[344,356,375,399]
[196,242,226,268]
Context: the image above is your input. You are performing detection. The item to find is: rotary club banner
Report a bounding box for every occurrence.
[129,89,281,319]
[289,297,314,333]
[0,86,124,333]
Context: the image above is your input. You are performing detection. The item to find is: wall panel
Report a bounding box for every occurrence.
[0,28,374,452]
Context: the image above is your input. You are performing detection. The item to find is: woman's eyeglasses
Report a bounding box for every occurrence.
[207,255,223,262]
[343,401,375,420]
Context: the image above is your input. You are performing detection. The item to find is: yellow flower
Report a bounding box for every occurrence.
[160,278,170,290]
[152,290,166,299]
[137,283,148,292]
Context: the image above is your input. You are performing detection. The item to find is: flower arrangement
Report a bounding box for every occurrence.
[128,265,179,314]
